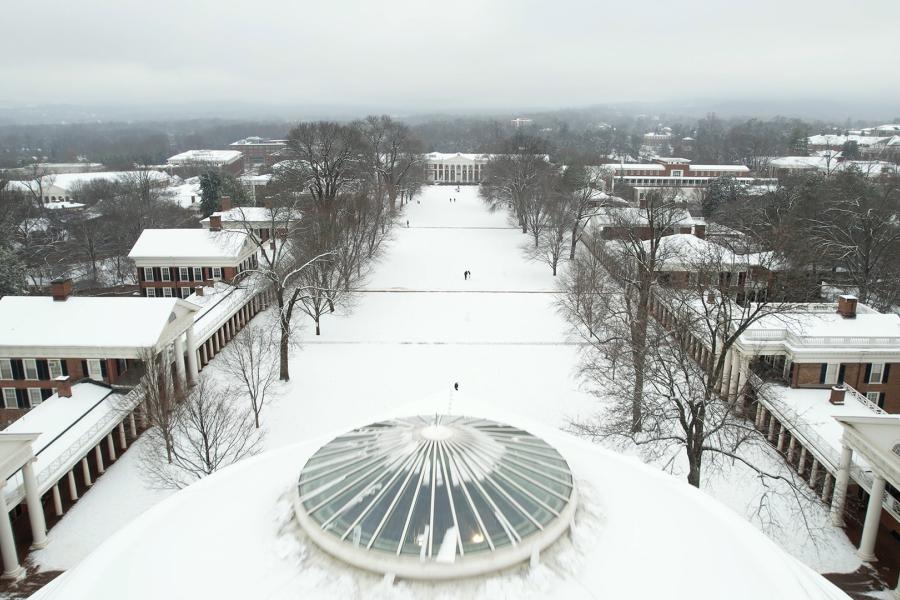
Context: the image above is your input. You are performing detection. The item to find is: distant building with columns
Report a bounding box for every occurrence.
[424,153,489,184]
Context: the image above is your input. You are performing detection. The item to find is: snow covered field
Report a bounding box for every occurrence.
[33,184,861,580]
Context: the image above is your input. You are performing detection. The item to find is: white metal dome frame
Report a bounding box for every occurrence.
[293,415,578,580]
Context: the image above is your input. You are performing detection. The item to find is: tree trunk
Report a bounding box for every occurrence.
[279,328,290,381]
[315,319,321,336]
[552,262,557,276]
[569,225,579,260]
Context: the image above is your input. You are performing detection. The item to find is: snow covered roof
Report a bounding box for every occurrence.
[167,150,243,165]
[44,201,86,210]
[230,137,287,146]
[199,206,299,225]
[688,164,749,173]
[0,296,198,356]
[128,228,253,263]
[5,171,173,195]
[808,134,889,147]
[641,234,736,271]
[30,407,850,600]
[187,280,260,343]
[424,152,490,162]
[160,182,202,209]
[591,207,701,228]
[600,163,666,171]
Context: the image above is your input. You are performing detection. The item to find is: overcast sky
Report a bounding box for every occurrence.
[3,0,899,113]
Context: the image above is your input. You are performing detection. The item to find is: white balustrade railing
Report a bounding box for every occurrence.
[3,386,144,507]
[749,373,900,522]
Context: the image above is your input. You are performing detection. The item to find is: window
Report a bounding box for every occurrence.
[181,287,191,298]
[0,359,11,379]
[146,287,156,298]
[28,388,42,407]
[180,267,190,281]
[212,267,222,280]
[144,267,154,282]
[162,287,173,298]
[48,359,62,379]
[24,359,38,380]
[193,267,203,280]
[87,359,102,379]
[2,388,15,409]
[161,267,171,282]
[867,391,881,405]
[870,363,885,384]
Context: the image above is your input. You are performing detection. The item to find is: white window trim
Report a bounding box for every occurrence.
[179,267,190,281]
[866,391,881,404]
[161,267,171,282]
[28,388,42,407]
[87,359,102,379]
[0,359,12,380]
[162,287,173,298]
[2,388,16,409]
[48,359,62,379]
[212,267,223,280]
[870,363,885,384]
[146,287,156,298]
[24,358,38,380]
[144,267,154,282]
[193,267,203,280]
[181,287,191,298]
[824,363,839,385]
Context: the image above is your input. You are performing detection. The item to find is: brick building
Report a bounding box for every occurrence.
[166,150,244,177]
[128,225,258,299]
[0,280,199,423]
[229,137,287,168]
[199,198,301,243]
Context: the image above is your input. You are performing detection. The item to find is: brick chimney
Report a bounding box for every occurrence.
[220,196,232,211]
[209,215,222,232]
[829,384,846,405]
[194,286,204,297]
[55,375,72,398]
[50,278,73,301]
[706,290,716,303]
[837,294,858,319]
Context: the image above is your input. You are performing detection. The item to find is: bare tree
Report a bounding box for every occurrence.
[562,165,611,260]
[480,134,552,233]
[140,377,263,489]
[219,324,280,428]
[359,115,425,211]
[137,348,185,464]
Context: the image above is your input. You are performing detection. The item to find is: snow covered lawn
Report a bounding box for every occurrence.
[34,184,862,580]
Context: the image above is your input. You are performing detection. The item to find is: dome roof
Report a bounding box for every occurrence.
[293,414,577,579]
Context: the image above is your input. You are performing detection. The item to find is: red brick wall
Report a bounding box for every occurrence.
[792,362,899,412]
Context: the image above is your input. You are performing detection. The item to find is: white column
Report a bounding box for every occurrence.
[787,435,797,461]
[797,446,807,475]
[107,433,117,461]
[81,457,92,486]
[94,446,104,474]
[831,444,853,527]
[808,460,819,487]
[822,473,834,503]
[736,354,750,409]
[185,327,198,384]
[858,474,886,562]
[22,460,48,549]
[0,483,24,580]
[728,352,742,400]
[67,471,78,501]
[129,413,137,437]
[118,422,127,449]
[174,334,187,384]
[777,427,787,452]
[720,349,733,395]
[52,485,63,517]
[755,404,764,429]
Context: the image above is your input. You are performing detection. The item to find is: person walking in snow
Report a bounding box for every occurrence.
[406,220,409,227]
[454,382,459,391]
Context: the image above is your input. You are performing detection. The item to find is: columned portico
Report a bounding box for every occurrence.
[859,475,886,562]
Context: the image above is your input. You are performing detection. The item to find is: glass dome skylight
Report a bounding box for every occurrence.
[293,415,577,580]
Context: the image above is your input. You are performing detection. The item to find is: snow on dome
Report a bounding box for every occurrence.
[29,406,851,600]
[294,415,577,580]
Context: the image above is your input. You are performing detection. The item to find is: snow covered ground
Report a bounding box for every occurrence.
[33,184,862,580]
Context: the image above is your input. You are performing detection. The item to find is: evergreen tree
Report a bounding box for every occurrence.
[0,245,26,297]
[198,170,223,217]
